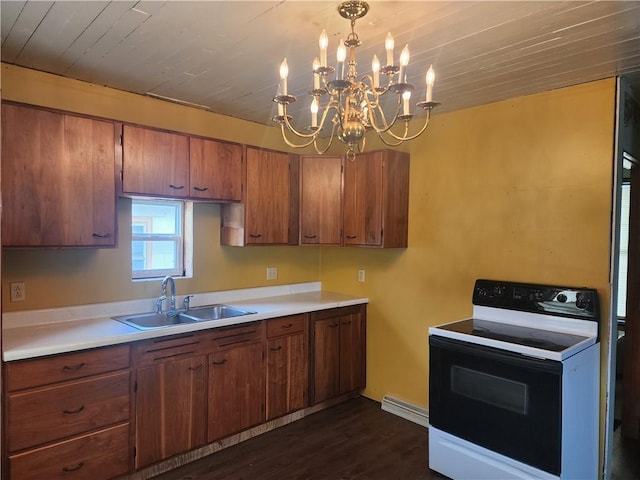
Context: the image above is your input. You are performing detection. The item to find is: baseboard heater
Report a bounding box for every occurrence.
[381,395,429,428]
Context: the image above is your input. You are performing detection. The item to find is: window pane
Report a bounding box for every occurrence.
[132,199,184,279]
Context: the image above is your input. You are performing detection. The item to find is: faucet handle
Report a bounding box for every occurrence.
[183,295,194,311]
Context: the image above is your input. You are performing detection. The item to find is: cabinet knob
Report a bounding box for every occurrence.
[169,184,185,190]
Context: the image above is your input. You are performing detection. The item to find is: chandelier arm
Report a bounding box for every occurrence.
[379,111,432,143]
[281,114,321,140]
[279,123,318,149]
[367,99,403,134]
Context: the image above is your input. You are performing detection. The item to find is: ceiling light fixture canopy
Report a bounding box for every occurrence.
[273,0,439,157]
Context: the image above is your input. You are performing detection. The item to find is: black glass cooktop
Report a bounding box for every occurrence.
[439,318,591,352]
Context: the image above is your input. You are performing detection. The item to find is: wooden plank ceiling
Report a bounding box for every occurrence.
[2,1,639,126]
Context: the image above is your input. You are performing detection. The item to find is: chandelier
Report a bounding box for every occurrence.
[272,1,439,157]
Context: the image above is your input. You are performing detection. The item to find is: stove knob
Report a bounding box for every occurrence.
[557,293,567,303]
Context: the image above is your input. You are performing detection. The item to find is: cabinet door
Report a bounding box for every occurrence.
[244,147,291,244]
[189,137,242,201]
[1,104,116,247]
[300,155,343,245]
[311,317,341,404]
[122,124,189,197]
[135,355,207,468]
[343,151,383,246]
[208,342,265,441]
[266,333,307,420]
[339,310,366,395]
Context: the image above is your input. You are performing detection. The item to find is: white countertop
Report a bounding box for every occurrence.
[2,282,368,361]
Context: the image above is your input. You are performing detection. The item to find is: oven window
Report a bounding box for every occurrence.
[451,365,529,415]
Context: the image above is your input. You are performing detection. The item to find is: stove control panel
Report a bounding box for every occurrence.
[472,279,599,321]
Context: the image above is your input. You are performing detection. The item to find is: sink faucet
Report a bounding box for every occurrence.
[161,276,176,312]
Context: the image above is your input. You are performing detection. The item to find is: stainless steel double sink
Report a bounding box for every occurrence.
[113,304,256,330]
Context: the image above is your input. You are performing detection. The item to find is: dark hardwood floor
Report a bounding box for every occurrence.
[154,397,444,480]
[152,396,639,480]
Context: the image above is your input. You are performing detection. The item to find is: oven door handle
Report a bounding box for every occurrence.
[429,335,562,374]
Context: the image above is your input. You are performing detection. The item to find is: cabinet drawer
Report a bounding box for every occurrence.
[135,332,204,367]
[6,345,130,392]
[207,321,264,350]
[9,423,129,480]
[266,315,306,338]
[8,371,130,452]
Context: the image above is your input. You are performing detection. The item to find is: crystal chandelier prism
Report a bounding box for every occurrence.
[272,1,439,157]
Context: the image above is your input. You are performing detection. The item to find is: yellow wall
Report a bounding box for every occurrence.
[0,64,321,311]
[1,65,616,414]
[321,79,616,405]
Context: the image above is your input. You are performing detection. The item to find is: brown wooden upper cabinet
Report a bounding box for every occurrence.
[189,137,242,201]
[121,125,242,202]
[299,155,343,246]
[221,146,299,246]
[121,124,189,198]
[1,103,117,247]
[343,150,410,248]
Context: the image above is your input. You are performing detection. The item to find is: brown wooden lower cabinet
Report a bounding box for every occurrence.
[266,315,308,420]
[9,423,130,480]
[4,345,132,480]
[208,341,265,442]
[310,305,366,405]
[3,306,366,478]
[135,354,208,468]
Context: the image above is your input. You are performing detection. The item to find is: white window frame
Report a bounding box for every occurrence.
[131,198,192,280]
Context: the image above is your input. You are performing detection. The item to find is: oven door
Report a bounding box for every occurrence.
[429,335,563,476]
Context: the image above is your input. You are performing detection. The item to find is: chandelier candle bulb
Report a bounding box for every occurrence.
[311,98,319,127]
[313,58,320,89]
[399,45,410,83]
[319,30,328,67]
[372,54,380,88]
[337,40,347,79]
[279,58,289,95]
[402,90,411,115]
[385,32,394,66]
[426,64,435,102]
[277,102,284,117]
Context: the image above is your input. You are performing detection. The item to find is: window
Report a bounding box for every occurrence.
[132,199,186,279]
[617,157,633,319]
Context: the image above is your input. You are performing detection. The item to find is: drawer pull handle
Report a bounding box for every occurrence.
[92,233,111,238]
[249,233,262,238]
[63,405,85,415]
[304,234,317,239]
[329,323,339,328]
[169,184,185,190]
[212,359,227,366]
[62,462,84,472]
[193,186,209,192]
[188,363,205,371]
[270,346,283,351]
[63,363,85,372]
[342,320,352,325]
[282,323,293,329]
[346,235,357,239]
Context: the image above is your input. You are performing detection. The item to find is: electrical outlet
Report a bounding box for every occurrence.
[358,269,365,282]
[266,267,278,280]
[10,282,25,302]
